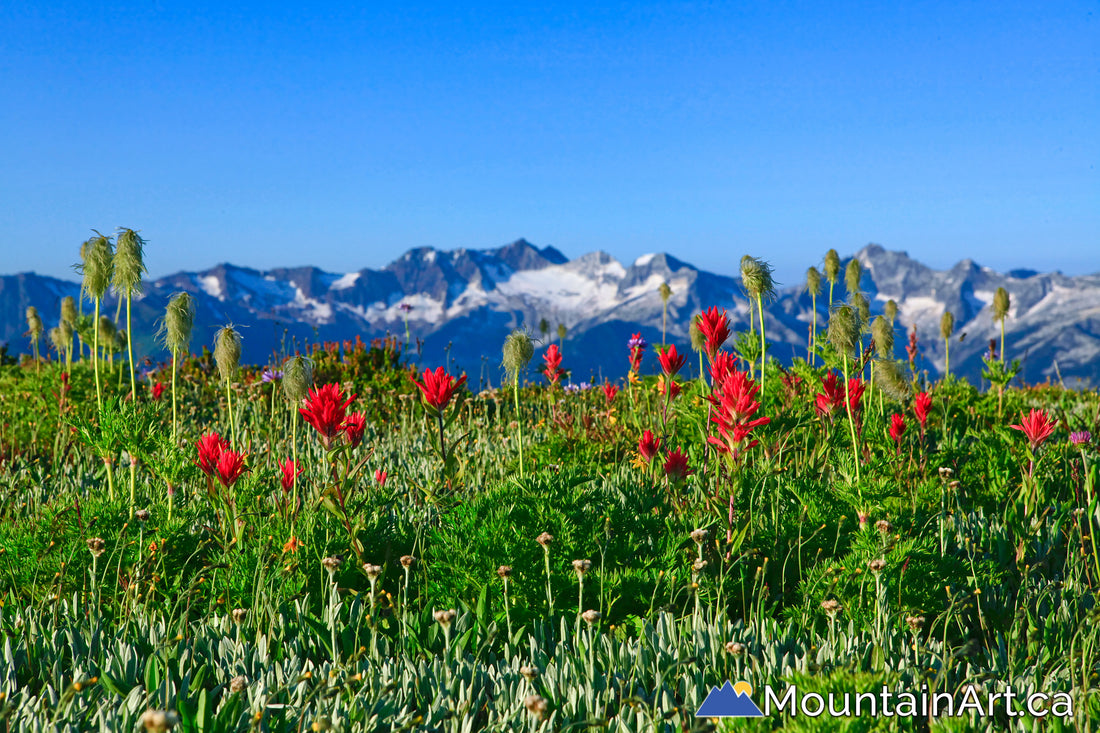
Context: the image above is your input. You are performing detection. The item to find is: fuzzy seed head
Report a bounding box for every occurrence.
[502,329,534,380]
[49,326,65,353]
[725,641,745,655]
[940,311,955,341]
[214,325,242,383]
[844,258,862,296]
[58,319,74,348]
[690,528,709,545]
[740,255,777,302]
[827,304,860,357]
[688,314,706,353]
[112,228,148,297]
[824,249,840,284]
[160,292,196,357]
[80,234,115,300]
[658,281,672,303]
[806,266,822,296]
[60,296,77,326]
[884,299,898,324]
[851,292,870,325]
[875,359,912,402]
[993,287,1010,322]
[871,316,894,358]
[282,355,314,403]
[25,306,43,338]
[98,316,117,344]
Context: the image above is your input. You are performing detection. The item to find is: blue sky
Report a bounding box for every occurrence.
[1,1,1096,285]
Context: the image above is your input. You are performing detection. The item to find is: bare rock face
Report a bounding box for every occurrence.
[3,240,1098,387]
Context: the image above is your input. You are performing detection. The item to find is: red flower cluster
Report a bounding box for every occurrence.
[913,392,932,431]
[195,433,230,477]
[657,344,685,377]
[663,448,693,483]
[343,412,367,448]
[697,307,731,361]
[151,382,165,401]
[279,458,302,493]
[411,367,467,415]
[1010,409,1057,451]
[814,373,864,421]
[638,430,661,462]
[628,333,647,373]
[709,352,738,386]
[707,369,770,460]
[300,383,358,449]
[542,344,563,385]
[889,413,906,451]
[215,450,248,488]
[374,468,388,486]
[602,382,619,405]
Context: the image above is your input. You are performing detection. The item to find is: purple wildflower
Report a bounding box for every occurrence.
[262,368,283,383]
[1070,431,1092,446]
[628,333,648,350]
[399,303,413,313]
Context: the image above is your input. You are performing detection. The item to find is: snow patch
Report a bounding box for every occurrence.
[634,253,656,267]
[198,275,223,300]
[331,272,360,291]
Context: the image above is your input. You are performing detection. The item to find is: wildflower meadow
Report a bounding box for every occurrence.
[1,235,1099,731]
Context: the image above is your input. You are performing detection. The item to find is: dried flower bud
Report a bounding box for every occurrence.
[572,559,592,577]
[229,675,248,694]
[433,608,457,627]
[525,694,548,719]
[725,641,745,656]
[399,554,417,569]
[496,565,512,579]
[581,609,601,625]
[536,532,554,548]
[993,287,1010,322]
[868,559,886,574]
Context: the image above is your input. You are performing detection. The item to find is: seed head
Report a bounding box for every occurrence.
[938,466,954,479]
[690,528,709,545]
[135,509,150,523]
[25,307,43,339]
[78,233,114,300]
[572,559,592,577]
[496,565,512,579]
[231,608,247,624]
[851,292,870,325]
[874,359,912,402]
[581,609,601,625]
[213,325,242,384]
[806,266,822,297]
[282,355,314,403]
[97,315,117,345]
[321,556,342,574]
[160,292,196,357]
[821,599,842,616]
[60,295,77,326]
[229,675,248,694]
[363,563,382,580]
[536,532,554,548]
[740,255,777,302]
[884,299,898,324]
[49,326,65,354]
[399,554,417,569]
[824,249,840,285]
[871,316,894,358]
[525,694,548,719]
[519,665,540,681]
[940,311,955,341]
[992,287,1010,322]
[688,314,706,353]
[875,519,893,535]
[112,228,148,298]
[692,558,708,572]
[86,537,106,558]
[827,304,860,357]
[658,281,672,304]
[868,559,886,574]
[141,709,179,732]
[906,615,926,632]
[433,608,457,627]
[844,258,862,296]
[502,329,534,381]
[725,641,745,656]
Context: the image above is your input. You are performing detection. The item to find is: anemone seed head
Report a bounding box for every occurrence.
[876,358,912,402]
[884,299,898,324]
[940,311,955,341]
[112,228,148,297]
[824,249,841,284]
[827,304,860,357]
[740,255,777,302]
[502,329,534,380]
[658,281,672,303]
[871,315,894,358]
[993,287,1010,322]
[282,355,314,403]
[60,295,77,326]
[25,306,43,338]
[806,266,822,296]
[688,313,706,353]
[160,292,196,356]
[845,258,863,296]
[80,233,115,300]
[214,324,242,383]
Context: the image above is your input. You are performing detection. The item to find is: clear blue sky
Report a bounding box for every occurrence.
[2,1,1096,286]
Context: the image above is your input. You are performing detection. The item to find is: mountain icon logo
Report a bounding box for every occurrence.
[696,680,765,717]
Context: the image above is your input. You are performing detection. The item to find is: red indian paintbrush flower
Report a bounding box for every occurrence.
[542,344,563,385]
[151,382,165,401]
[709,351,738,386]
[300,383,357,449]
[697,307,731,361]
[215,449,248,488]
[913,392,932,431]
[1010,409,1057,451]
[195,433,230,477]
[374,468,387,486]
[846,378,866,419]
[663,448,693,482]
[343,412,366,449]
[815,373,845,417]
[628,333,647,373]
[638,430,661,462]
[657,376,681,400]
[411,366,467,414]
[889,413,905,452]
[707,370,770,460]
[657,344,685,377]
[279,458,302,493]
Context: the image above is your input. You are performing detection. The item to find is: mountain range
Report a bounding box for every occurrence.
[2,239,1098,387]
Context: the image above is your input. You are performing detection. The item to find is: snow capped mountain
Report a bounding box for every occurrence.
[2,239,1098,387]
